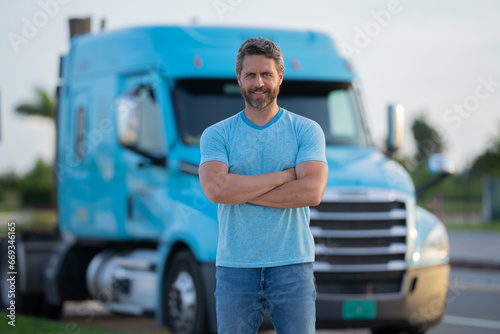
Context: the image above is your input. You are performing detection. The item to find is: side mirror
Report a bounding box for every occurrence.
[116,95,140,148]
[387,104,405,154]
[428,154,455,176]
[115,88,167,167]
[416,154,455,195]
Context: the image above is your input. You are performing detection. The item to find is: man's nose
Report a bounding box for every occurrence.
[253,75,264,87]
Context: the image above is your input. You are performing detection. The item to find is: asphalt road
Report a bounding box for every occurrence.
[306,230,500,334]
[428,290,500,334]
[265,268,500,334]
[426,267,500,334]
[61,267,500,334]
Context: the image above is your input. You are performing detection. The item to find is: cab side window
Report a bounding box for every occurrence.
[116,85,165,158]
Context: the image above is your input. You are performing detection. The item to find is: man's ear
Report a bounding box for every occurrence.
[279,69,284,85]
[236,72,241,86]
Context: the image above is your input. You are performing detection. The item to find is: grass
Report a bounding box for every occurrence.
[444,219,500,232]
[0,209,57,235]
[441,199,482,213]
[0,311,135,334]
[417,197,482,214]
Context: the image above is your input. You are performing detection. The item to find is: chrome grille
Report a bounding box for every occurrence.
[311,200,407,295]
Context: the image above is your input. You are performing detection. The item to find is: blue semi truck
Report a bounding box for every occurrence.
[0,25,452,334]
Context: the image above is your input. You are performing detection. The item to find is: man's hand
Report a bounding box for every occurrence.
[199,161,297,205]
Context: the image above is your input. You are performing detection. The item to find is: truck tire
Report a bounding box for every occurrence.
[0,236,42,315]
[0,236,63,319]
[163,250,208,334]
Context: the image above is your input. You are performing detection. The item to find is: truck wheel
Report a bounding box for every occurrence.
[0,237,42,315]
[164,250,208,334]
[0,237,63,319]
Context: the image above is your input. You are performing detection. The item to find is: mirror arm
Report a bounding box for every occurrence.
[128,145,167,168]
[152,155,167,167]
[415,173,452,196]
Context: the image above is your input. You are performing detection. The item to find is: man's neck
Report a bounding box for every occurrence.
[244,103,280,127]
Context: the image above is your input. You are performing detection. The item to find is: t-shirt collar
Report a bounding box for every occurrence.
[240,107,283,130]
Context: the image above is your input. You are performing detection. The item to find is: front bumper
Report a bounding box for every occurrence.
[316,263,450,331]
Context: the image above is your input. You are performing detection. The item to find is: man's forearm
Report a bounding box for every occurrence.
[200,162,296,205]
[207,172,288,204]
[249,161,328,209]
[249,177,323,208]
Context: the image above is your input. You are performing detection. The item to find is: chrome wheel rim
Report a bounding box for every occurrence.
[168,270,197,333]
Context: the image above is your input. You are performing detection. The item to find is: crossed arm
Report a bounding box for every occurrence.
[199,160,328,208]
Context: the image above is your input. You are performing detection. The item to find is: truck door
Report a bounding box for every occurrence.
[115,72,170,239]
[66,90,94,233]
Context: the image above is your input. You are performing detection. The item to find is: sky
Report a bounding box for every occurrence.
[1,0,499,174]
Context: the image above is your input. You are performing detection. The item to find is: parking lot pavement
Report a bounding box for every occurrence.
[448,230,500,269]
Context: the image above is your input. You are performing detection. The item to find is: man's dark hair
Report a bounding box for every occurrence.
[235,37,285,74]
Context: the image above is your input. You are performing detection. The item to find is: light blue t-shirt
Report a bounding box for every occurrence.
[200,107,327,268]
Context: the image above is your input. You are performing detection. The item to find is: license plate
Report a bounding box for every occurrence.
[342,300,376,320]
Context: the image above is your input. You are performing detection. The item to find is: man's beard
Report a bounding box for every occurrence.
[241,85,280,109]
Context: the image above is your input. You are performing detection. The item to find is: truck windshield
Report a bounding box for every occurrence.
[174,79,371,146]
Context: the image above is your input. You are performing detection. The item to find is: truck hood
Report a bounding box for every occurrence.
[175,145,414,196]
[324,146,415,196]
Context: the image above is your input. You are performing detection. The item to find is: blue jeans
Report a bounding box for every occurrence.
[214,263,316,334]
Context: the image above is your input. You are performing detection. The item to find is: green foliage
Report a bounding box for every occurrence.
[397,113,483,215]
[7,86,56,207]
[0,171,21,188]
[20,158,54,207]
[0,171,22,202]
[0,158,54,208]
[21,158,53,189]
[411,113,445,164]
[469,124,500,178]
[15,87,56,120]
[446,219,500,232]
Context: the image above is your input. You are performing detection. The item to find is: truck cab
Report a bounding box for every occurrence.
[2,25,450,334]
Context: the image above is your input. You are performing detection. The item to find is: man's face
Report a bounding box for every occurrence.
[237,55,284,110]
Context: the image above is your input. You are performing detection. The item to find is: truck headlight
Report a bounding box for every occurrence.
[419,223,449,262]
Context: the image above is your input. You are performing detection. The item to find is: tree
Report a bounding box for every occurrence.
[0,171,21,189]
[12,87,56,207]
[469,124,500,178]
[20,158,55,207]
[0,159,54,208]
[411,113,445,164]
[0,171,21,203]
[15,87,56,120]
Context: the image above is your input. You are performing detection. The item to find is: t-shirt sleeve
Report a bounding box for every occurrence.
[200,124,229,166]
[295,120,327,165]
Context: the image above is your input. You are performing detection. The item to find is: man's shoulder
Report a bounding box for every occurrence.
[206,111,242,131]
[202,111,242,138]
[281,108,321,129]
